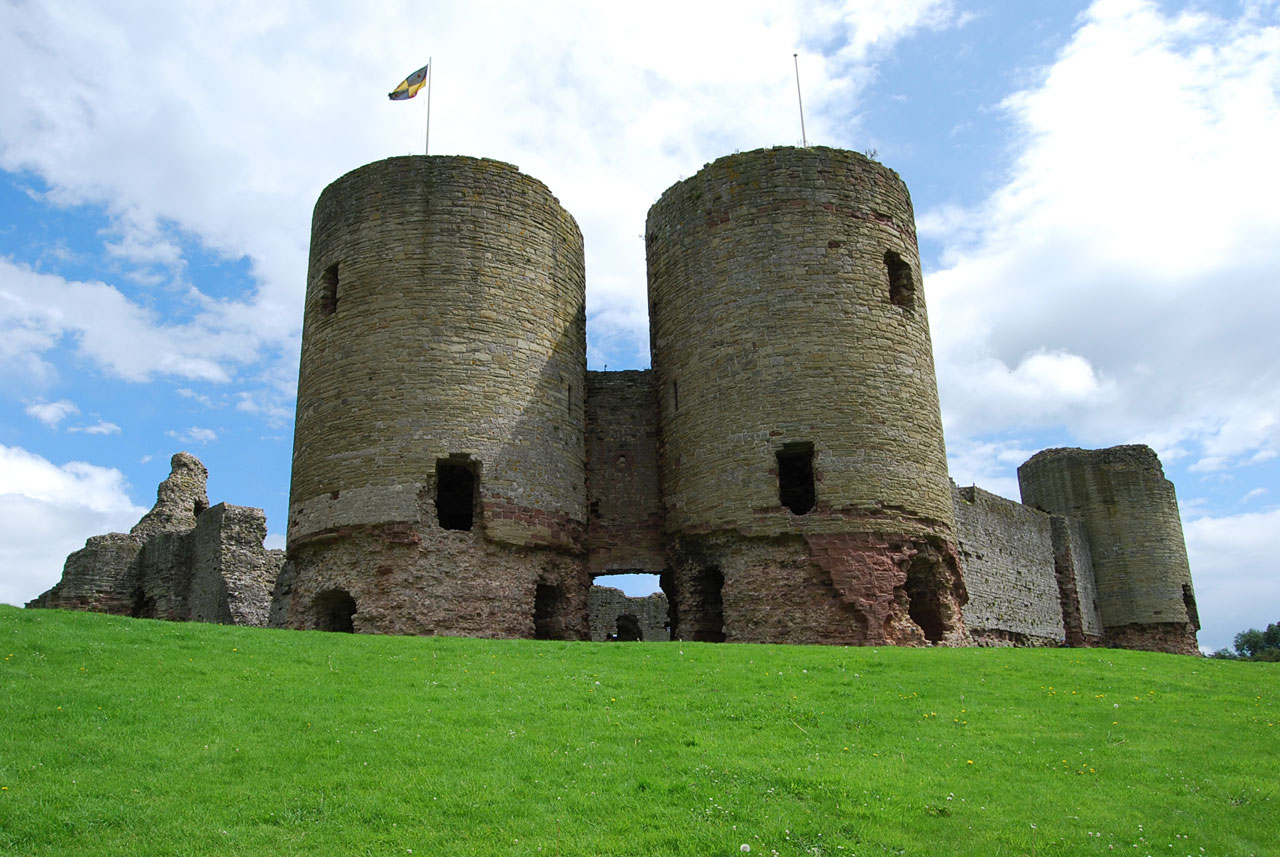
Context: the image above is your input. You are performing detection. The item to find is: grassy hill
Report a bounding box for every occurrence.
[1,605,1275,856]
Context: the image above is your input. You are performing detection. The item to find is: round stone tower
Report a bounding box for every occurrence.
[1017,445,1200,654]
[276,155,590,638]
[645,146,966,645]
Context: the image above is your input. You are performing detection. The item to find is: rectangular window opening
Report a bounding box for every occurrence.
[320,261,340,315]
[777,441,816,515]
[884,250,915,309]
[436,457,477,530]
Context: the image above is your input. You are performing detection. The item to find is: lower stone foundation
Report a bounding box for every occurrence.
[1105,622,1200,655]
[274,522,590,639]
[662,531,969,645]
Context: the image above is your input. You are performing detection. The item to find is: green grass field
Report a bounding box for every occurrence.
[1,605,1275,856]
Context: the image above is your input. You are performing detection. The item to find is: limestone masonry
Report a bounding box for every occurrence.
[29,453,283,625]
[32,146,1201,654]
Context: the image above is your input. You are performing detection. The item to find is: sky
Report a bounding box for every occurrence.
[1,0,1277,652]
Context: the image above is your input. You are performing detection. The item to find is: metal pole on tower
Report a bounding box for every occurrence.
[425,57,433,155]
[793,53,807,147]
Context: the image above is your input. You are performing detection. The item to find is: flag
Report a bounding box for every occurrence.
[389,63,429,101]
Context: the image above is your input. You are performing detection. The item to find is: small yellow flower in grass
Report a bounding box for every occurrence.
[967,760,974,765]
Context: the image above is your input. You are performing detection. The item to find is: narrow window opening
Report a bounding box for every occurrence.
[567,384,573,414]
[672,380,679,412]
[533,583,563,640]
[1182,584,1200,630]
[904,556,944,644]
[777,442,816,515]
[193,499,208,517]
[614,614,643,642]
[313,589,357,632]
[691,565,725,642]
[436,457,477,531]
[884,250,915,309]
[320,262,340,315]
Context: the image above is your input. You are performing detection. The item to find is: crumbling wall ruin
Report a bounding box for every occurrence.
[27,453,283,627]
[588,586,669,641]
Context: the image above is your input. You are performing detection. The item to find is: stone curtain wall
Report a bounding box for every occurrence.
[1018,446,1199,654]
[588,587,670,641]
[952,485,1065,646]
[646,146,965,646]
[585,370,664,576]
[278,156,591,639]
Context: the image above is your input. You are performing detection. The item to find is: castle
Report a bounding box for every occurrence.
[32,146,1202,654]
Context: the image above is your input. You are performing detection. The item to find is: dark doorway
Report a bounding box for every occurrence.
[903,556,944,644]
[614,614,643,641]
[690,565,726,642]
[534,583,562,640]
[777,442,816,515]
[436,457,477,530]
[313,589,357,632]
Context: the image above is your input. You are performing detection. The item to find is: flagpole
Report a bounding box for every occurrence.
[425,57,433,155]
[793,53,807,147]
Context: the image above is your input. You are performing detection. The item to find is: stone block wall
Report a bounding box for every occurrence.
[28,454,280,629]
[588,586,669,641]
[1018,446,1199,654]
[585,370,664,575]
[645,146,965,646]
[952,485,1064,646]
[280,155,591,640]
[1049,515,1104,645]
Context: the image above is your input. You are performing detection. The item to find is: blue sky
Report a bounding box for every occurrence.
[2,0,1277,651]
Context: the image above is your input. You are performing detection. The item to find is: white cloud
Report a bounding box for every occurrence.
[69,421,122,436]
[24,398,78,428]
[0,444,146,606]
[926,0,1280,482]
[167,426,218,445]
[1184,508,1280,650]
[0,259,242,382]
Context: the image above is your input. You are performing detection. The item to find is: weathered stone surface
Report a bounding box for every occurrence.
[953,484,1065,646]
[1018,445,1199,654]
[131,452,209,539]
[588,586,669,641]
[269,148,1201,655]
[585,370,664,576]
[279,155,589,636]
[29,455,279,628]
[26,533,142,614]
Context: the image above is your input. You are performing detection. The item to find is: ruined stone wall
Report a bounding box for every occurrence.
[588,586,669,641]
[26,534,142,614]
[1049,515,1104,645]
[1018,445,1199,654]
[952,485,1064,646]
[646,146,964,646]
[280,155,590,639]
[585,370,664,575]
[28,454,279,629]
[189,504,283,626]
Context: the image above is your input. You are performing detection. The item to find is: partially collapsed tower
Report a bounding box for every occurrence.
[645,147,967,644]
[1018,446,1200,654]
[277,156,590,636]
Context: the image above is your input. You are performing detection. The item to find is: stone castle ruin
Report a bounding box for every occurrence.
[29,452,283,625]
[32,146,1201,655]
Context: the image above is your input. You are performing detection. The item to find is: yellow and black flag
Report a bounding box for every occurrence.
[389,63,429,101]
